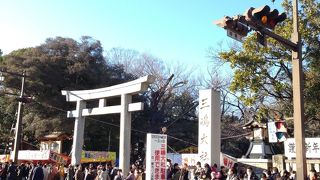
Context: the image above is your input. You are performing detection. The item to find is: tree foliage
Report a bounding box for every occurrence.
[0,37,133,148]
[0,39,201,159]
[214,0,320,136]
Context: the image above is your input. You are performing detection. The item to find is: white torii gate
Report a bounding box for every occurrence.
[61,75,155,175]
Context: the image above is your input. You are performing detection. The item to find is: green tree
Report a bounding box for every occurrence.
[213,0,320,136]
[0,36,133,149]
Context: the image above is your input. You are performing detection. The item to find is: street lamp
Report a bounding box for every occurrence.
[0,69,26,163]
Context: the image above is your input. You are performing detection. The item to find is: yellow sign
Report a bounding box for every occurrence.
[0,154,10,163]
[81,151,116,163]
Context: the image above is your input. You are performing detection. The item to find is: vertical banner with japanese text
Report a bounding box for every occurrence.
[146,133,167,180]
[198,89,221,166]
[267,122,278,143]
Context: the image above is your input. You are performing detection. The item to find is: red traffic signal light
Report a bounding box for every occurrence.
[245,5,286,30]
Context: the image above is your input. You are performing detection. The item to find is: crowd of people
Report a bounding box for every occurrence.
[165,160,319,180]
[0,161,145,180]
[0,160,319,180]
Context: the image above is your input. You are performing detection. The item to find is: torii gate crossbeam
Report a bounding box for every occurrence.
[61,75,154,175]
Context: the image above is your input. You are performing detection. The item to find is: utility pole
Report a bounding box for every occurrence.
[215,0,307,178]
[291,0,307,178]
[12,72,26,163]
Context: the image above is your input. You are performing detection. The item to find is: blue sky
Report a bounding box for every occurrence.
[0,0,282,73]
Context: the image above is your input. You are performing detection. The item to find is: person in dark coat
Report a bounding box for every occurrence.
[32,163,44,180]
[7,161,17,180]
[84,169,95,180]
[66,165,75,180]
[0,163,8,180]
[179,163,189,180]
[74,165,84,180]
[17,163,28,180]
[203,163,212,180]
[27,163,35,180]
[244,167,258,180]
[269,167,280,180]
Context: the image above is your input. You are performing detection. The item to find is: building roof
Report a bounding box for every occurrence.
[243,119,266,129]
[38,132,72,141]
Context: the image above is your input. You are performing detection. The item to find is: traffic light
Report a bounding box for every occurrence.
[215,16,249,42]
[275,119,287,142]
[245,5,287,30]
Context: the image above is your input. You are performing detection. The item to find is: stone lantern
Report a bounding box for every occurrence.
[243,119,275,159]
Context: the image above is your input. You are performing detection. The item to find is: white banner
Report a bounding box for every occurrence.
[10,150,50,160]
[267,122,278,143]
[167,153,238,168]
[146,134,167,180]
[284,138,320,158]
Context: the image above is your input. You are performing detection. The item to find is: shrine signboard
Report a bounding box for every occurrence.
[146,133,167,180]
[284,138,320,158]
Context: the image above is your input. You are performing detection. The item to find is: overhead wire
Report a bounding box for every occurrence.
[34,100,249,145]
[221,133,251,140]
[166,102,199,128]
[33,100,199,147]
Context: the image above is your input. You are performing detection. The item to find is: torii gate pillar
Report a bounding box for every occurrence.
[120,94,132,173]
[62,75,154,176]
[72,100,86,165]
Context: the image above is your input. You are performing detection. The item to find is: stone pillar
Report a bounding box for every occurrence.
[272,155,285,173]
[119,94,132,176]
[71,100,86,165]
[198,89,221,166]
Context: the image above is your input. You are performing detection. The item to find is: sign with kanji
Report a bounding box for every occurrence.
[11,150,50,160]
[267,122,277,143]
[221,153,237,169]
[49,151,70,165]
[80,151,116,163]
[198,89,221,166]
[146,133,167,180]
[284,138,320,158]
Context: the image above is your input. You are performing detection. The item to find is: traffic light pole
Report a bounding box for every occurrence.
[215,0,307,178]
[247,0,307,177]
[245,1,307,177]
[291,0,307,178]
[12,72,25,163]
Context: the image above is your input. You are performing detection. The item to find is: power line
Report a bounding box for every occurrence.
[34,101,249,145]
[166,102,198,128]
[33,100,198,147]
[167,135,197,147]
[221,133,251,140]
